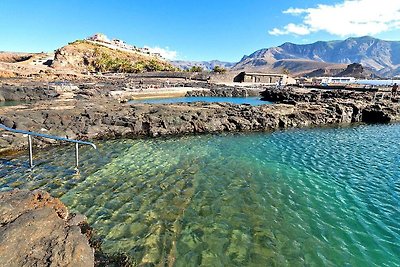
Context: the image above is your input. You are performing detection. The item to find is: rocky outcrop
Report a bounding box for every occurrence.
[335,63,365,78]
[1,87,400,153]
[185,84,263,97]
[0,85,60,101]
[0,190,94,267]
[260,87,376,103]
[187,88,249,97]
[0,52,34,63]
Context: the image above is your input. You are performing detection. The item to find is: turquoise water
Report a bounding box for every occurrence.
[129,96,270,106]
[1,124,400,266]
[355,79,400,86]
[0,101,28,107]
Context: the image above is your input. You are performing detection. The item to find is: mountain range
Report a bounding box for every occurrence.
[1,35,400,79]
[171,60,235,71]
[232,36,400,77]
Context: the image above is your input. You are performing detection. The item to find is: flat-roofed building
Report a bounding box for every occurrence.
[234,72,296,85]
[320,77,356,84]
[87,33,111,44]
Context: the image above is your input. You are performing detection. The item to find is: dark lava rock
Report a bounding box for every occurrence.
[362,105,393,123]
[1,87,400,153]
[0,85,59,102]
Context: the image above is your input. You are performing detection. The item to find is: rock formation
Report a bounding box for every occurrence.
[0,84,60,102]
[0,190,94,266]
[1,86,399,153]
[186,87,261,97]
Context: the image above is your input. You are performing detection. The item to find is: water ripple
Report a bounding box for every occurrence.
[1,124,400,266]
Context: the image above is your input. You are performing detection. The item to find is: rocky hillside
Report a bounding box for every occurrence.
[171,60,235,71]
[334,63,378,78]
[0,40,177,78]
[0,52,34,63]
[300,63,378,78]
[0,52,60,79]
[234,36,400,77]
[51,40,176,73]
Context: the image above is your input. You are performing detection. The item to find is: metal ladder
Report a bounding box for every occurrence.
[0,123,96,168]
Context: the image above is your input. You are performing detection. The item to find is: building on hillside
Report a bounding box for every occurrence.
[86,34,164,59]
[87,33,111,44]
[112,39,125,45]
[234,72,296,85]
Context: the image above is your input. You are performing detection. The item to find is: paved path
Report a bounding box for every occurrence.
[110,87,210,100]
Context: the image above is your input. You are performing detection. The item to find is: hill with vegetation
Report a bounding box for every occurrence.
[51,40,177,73]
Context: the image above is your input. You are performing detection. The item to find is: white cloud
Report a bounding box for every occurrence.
[270,0,400,37]
[283,8,307,15]
[269,28,287,36]
[269,23,311,36]
[144,46,177,60]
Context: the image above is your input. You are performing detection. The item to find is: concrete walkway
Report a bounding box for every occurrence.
[110,87,210,100]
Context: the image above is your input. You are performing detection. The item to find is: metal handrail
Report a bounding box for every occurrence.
[0,123,96,168]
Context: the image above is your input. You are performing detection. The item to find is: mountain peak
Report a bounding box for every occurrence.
[234,36,400,77]
[346,36,375,41]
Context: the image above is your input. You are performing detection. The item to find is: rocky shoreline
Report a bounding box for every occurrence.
[1,83,400,266]
[185,87,262,97]
[1,84,399,153]
[0,190,132,266]
[0,84,60,102]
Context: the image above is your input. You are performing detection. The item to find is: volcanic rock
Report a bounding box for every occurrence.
[0,190,94,267]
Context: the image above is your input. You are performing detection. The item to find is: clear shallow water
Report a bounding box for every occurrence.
[129,96,270,106]
[0,101,29,107]
[1,124,400,266]
[355,79,400,86]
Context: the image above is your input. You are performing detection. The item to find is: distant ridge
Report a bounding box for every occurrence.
[171,60,235,71]
[233,36,400,77]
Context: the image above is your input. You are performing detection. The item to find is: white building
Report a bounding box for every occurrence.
[87,33,111,44]
[320,77,356,84]
[85,33,164,59]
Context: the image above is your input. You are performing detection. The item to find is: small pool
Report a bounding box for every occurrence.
[129,96,271,106]
[0,101,29,108]
[2,124,400,266]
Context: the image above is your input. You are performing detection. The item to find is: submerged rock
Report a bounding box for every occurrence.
[0,189,94,267]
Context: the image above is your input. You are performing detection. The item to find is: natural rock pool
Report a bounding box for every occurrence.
[0,101,29,107]
[1,124,400,266]
[129,96,270,106]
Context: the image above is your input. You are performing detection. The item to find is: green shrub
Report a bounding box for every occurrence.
[189,66,203,72]
[89,49,175,73]
[213,66,226,74]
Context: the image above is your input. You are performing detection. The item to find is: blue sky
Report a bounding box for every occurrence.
[1,0,399,62]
